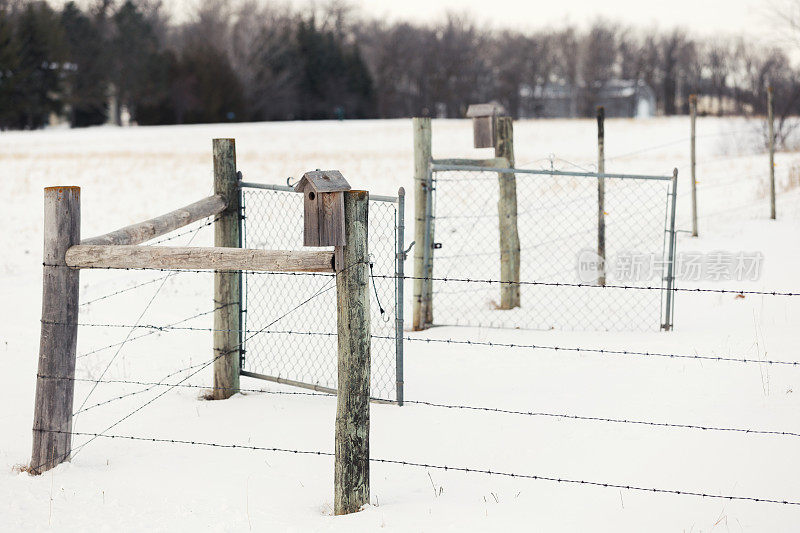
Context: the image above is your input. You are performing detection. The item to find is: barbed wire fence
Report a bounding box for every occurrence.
[40,207,800,510]
[25,120,800,514]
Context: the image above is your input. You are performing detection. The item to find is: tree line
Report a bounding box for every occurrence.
[0,0,797,130]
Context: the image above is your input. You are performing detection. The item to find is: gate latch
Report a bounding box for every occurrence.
[399,241,415,261]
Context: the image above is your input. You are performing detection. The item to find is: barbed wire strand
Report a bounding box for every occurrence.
[33,428,800,506]
[51,263,800,297]
[79,275,173,307]
[49,322,800,368]
[76,304,233,360]
[30,262,360,473]
[73,218,211,414]
[40,374,800,441]
[77,214,221,308]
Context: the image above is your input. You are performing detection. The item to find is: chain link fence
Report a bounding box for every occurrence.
[426,165,676,331]
[240,184,402,402]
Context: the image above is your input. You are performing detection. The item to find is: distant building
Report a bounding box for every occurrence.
[521,80,657,119]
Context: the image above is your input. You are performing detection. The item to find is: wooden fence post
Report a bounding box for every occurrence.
[334,190,371,515]
[690,95,698,237]
[412,117,432,330]
[768,86,776,220]
[495,116,521,308]
[596,106,606,286]
[30,186,81,474]
[212,138,240,400]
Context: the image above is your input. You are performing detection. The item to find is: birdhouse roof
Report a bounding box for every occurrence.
[466,101,507,118]
[294,170,351,193]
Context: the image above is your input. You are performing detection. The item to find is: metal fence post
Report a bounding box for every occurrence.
[663,169,679,331]
[395,187,405,406]
[597,106,606,286]
[768,86,776,220]
[334,190,371,515]
[689,95,698,237]
[412,117,432,330]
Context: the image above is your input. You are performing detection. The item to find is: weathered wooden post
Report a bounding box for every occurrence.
[690,94,698,237]
[495,116,521,308]
[412,117,432,330]
[768,86,776,220]
[31,186,81,474]
[212,139,241,399]
[334,189,371,515]
[597,106,606,286]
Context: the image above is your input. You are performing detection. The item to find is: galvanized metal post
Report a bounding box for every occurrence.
[663,168,679,331]
[238,173,247,372]
[768,86,776,220]
[395,187,405,406]
[597,106,606,286]
[689,95,698,237]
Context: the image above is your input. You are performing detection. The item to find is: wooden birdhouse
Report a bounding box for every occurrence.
[294,170,351,247]
[466,102,507,148]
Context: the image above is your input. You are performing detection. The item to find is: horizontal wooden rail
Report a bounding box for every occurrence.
[65,245,335,273]
[430,157,509,168]
[81,195,227,246]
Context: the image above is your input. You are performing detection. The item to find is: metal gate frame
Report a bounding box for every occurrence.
[422,164,678,331]
[236,179,406,404]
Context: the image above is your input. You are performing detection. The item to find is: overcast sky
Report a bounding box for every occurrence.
[165,0,795,48]
[347,0,776,37]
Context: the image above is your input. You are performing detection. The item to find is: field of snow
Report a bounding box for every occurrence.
[2,116,800,531]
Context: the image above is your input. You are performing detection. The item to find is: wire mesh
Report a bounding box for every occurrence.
[241,187,399,401]
[428,167,675,331]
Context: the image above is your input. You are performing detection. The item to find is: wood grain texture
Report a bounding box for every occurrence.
[473,116,495,148]
[302,185,321,246]
[495,116,521,309]
[81,195,226,246]
[31,186,81,474]
[412,117,432,330]
[319,191,345,246]
[213,139,240,399]
[65,245,335,272]
[334,190,370,515]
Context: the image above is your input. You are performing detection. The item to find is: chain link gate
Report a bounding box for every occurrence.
[238,181,405,403]
[422,164,677,331]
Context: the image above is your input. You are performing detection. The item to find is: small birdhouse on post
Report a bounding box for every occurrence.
[466,101,507,148]
[294,170,351,247]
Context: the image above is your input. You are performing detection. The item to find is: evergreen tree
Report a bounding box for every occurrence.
[12,1,66,129]
[0,5,21,129]
[61,1,108,127]
[110,0,164,123]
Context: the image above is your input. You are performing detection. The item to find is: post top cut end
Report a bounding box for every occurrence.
[44,186,81,196]
[294,170,351,193]
[466,101,507,118]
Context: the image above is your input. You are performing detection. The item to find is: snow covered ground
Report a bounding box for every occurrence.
[2,117,800,531]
